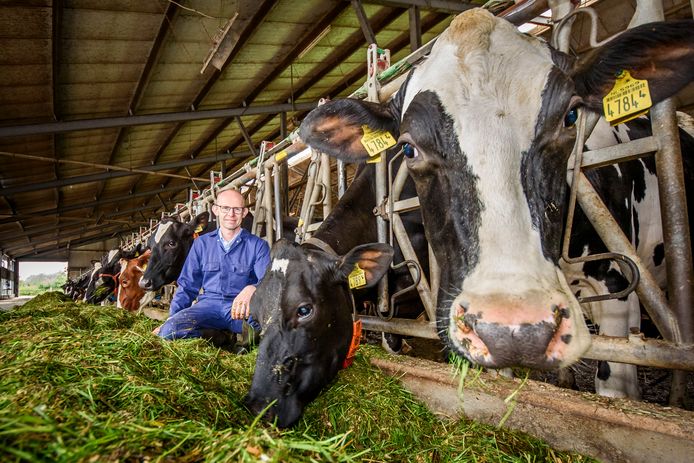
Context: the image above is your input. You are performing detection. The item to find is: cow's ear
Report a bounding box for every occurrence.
[336,243,394,288]
[300,99,399,163]
[571,19,694,112]
[191,211,210,233]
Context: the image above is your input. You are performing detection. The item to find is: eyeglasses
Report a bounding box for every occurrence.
[215,205,245,215]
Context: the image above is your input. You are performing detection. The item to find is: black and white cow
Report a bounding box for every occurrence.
[244,159,432,427]
[84,248,123,305]
[300,9,694,399]
[138,212,212,292]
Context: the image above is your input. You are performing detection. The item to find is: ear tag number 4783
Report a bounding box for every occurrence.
[602,70,652,126]
[348,264,367,289]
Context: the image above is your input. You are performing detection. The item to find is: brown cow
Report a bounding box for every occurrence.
[117,249,154,312]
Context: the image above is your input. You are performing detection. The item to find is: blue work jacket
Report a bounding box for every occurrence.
[170,228,271,314]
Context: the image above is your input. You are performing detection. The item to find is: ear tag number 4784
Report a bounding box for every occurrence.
[360,125,396,162]
[602,70,652,126]
[348,264,367,289]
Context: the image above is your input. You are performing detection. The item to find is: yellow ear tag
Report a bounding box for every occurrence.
[602,70,652,126]
[348,264,367,289]
[141,263,147,271]
[366,154,382,164]
[298,218,304,227]
[275,150,288,162]
[360,125,396,157]
[194,224,204,233]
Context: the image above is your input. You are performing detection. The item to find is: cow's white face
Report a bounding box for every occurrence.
[396,10,590,368]
[299,8,694,370]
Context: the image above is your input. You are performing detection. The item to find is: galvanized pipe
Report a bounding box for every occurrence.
[581,136,657,169]
[320,153,332,219]
[273,162,283,240]
[651,100,694,343]
[391,213,436,321]
[360,316,694,371]
[337,160,347,199]
[576,172,682,343]
[263,163,274,245]
[652,99,694,406]
[0,102,317,138]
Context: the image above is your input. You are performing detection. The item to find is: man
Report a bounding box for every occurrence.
[156,189,270,345]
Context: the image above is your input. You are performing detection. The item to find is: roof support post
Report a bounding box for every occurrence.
[409,6,421,51]
[351,0,377,45]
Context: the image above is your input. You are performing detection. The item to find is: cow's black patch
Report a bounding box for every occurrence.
[399,90,482,337]
[653,242,665,266]
[597,360,611,381]
[522,68,577,261]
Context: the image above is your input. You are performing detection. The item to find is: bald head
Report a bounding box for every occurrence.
[214,189,248,238]
[217,188,245,206]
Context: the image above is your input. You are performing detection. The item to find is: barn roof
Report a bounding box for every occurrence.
[0,0,692,261]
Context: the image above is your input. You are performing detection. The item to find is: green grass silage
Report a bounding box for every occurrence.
[0,293,596,462]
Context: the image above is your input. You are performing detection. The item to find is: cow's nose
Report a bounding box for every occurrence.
[452,295,573,370]
[139,278,152,290]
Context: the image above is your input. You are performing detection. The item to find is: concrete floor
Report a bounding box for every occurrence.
[0,296,33,311]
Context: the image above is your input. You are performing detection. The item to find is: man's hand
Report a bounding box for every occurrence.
[231,285,256,320]
[152,325,162,335]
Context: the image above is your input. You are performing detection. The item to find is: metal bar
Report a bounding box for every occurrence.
[652,100,694,342]
[581,136,657,169]
[391,213,436,320]
[652,99,694,407]
[337,160,347,199]
[0,151,208,182]
[576,172,682,343]
[0,102,316,138]
[359,0,476,14]
[0,151,249,197]
[5,223,126,253]
[0,184,189,226]
[351,0,377,45]
[296,152,320,242]
[409,6,421,51]
[236,116,258,157]
[264,164,274,245]
[361,316,694,371]
[392,196,420,214]
[428,244,439,308]
[273,162,282,240]
[320,153,332,219]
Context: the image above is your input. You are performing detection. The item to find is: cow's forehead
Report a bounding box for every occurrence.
[107,249,119,264]
[153,221,174,244]
[402,9,554,124]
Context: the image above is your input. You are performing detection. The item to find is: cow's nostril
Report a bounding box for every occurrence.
[552,304,569,326]
[456,316,473,334]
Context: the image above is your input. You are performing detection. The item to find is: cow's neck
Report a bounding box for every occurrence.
[314,164,378,255]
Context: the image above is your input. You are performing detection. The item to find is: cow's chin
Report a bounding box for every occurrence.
[243,394,304,429]
[445,268,591,371]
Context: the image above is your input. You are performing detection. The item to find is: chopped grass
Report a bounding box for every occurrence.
[0,292,597,462]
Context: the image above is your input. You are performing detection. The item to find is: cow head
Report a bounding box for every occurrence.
[139,212,210,292]
[244,239,393,428]
[117,249,152,312]
[84,248,122,304]
[300,9,694,370]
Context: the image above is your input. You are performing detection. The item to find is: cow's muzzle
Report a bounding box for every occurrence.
[449,292,580,370]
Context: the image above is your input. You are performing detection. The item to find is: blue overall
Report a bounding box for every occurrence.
[158,228,270,340]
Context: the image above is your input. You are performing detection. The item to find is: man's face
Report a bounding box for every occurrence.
[214,193,247,233]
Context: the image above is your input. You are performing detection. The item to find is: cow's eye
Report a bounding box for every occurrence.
[296,305,313,319]
[563,107,579,127]
[402,143,419,159]
[167,240,176,248]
